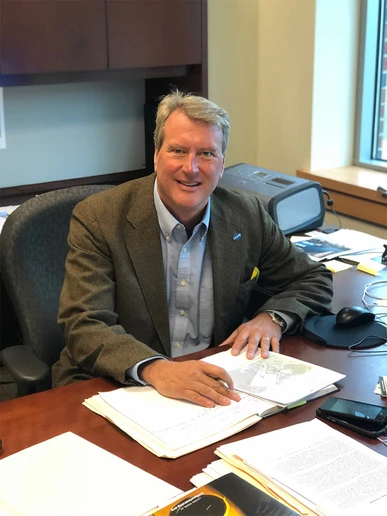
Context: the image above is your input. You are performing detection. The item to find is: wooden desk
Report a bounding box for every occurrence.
[1,267,386,492]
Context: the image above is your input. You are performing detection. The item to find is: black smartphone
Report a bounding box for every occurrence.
[316,396,387,438]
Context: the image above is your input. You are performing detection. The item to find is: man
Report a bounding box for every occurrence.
[52,91,333,407]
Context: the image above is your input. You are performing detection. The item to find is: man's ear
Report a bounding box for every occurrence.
[219,156,225,178]
[153,149,159,172]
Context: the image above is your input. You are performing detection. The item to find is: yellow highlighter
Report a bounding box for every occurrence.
[250,266,259,280]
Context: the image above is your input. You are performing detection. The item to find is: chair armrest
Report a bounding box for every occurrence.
[0,345,50,386]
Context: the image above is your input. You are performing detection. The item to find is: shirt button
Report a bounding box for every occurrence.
[176,342,181,348]
[182,247,187,253]
[179,309,185,316]
[181,280,186,286]
[165,235,171,242]
[176,224,182,229]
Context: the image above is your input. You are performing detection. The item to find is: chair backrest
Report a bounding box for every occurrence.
[0,184,113,367]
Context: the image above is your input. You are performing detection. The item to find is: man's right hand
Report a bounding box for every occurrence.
[141,359,241,408]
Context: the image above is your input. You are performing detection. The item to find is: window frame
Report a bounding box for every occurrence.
[354,0,386,171]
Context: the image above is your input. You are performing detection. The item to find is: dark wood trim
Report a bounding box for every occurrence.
[0,168,150,206]
[0,65,190,88]
[297,167,387,227]
[201,0,209,99]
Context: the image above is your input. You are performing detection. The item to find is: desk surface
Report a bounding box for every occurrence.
[0,267,386,492]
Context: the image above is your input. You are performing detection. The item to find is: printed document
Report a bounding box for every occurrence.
[83,350,343,458]
[84,386,273,458]
[216,419,387,515]
[203,349,345,406]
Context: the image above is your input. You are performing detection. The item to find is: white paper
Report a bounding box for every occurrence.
[203,349,345,406]
[291,229,385,263]
[217,419,387,515]
[0,432,181,516]
[84,392,262,458]
[98,386,271,449]
[0,205,19,232]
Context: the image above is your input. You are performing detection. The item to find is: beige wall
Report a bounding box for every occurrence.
[255,0,316,174]
[208,0,382,236]
[208,0,359,174]
[208,0,259,167]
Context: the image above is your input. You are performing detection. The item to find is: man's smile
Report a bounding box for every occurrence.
[176,180,201,187]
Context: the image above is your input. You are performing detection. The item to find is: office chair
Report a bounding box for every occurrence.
[0,184,113,396]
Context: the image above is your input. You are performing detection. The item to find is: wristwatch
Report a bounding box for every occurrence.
[266,311,287,332]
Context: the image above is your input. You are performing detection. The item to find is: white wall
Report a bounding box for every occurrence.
[311,0,360,170]
[0,80,145,188]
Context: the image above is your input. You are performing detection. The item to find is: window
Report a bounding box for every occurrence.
[355,0,387,170]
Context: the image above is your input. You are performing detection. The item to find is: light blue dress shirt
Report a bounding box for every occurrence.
[127,180,214,382]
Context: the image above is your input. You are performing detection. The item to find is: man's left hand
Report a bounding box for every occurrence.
[220,313,282,359]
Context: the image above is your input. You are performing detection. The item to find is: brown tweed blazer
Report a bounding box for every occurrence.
[52,173,332,387]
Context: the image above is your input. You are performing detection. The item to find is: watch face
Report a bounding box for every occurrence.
[268,312,285,330]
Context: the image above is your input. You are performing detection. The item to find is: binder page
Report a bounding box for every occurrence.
[84,393,261,458]
[98,386,271,451]
[203,349,345,406]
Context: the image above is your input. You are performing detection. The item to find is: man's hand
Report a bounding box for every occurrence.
[141,359,241,408]
[220,313,282,359]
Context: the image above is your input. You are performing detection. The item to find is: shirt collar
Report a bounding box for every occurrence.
[154,178,210,239]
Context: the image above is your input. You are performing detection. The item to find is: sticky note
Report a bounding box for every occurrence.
[323,260,353,273]
[357,261,385,276]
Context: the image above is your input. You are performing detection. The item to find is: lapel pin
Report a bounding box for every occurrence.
[233,232,242,241]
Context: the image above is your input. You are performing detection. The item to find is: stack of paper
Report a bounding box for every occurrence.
[153,472,298,515]
[84,386,267,458]
[291,229,385,262]
[83,350,344,458]
[0,432,181,516]
[208,419,387,515]
[190,459,312,516]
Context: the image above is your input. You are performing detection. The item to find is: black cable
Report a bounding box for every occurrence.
[322,190,342,228]
[348,335,387,350]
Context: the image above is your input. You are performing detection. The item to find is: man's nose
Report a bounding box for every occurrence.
[183,153,199,172]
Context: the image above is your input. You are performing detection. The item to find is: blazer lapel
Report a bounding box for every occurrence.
[210,197,245,344]
[123,176,170,355]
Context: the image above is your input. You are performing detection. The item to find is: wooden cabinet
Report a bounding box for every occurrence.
[0,0,204,76]
[0,1,107,74]
[106,0,202,69]
[0,0,207,194]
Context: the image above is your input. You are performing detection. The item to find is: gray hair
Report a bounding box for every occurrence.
[154,90,230,154]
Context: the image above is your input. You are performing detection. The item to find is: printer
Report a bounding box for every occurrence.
[219,163,325,235]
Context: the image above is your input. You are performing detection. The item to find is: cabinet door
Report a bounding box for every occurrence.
[107,0,202,69]
[1,1,107,74]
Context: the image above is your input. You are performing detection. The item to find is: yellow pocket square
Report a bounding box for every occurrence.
[250,266,259,280]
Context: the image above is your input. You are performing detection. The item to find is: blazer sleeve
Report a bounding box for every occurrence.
[250,199,333,330]
[56,198,165,386]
